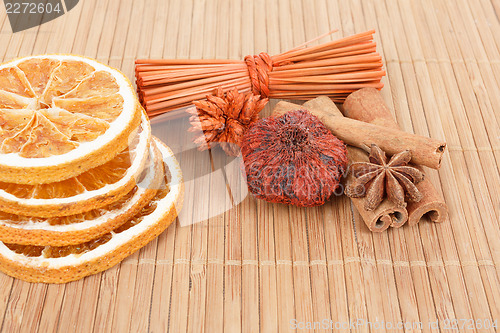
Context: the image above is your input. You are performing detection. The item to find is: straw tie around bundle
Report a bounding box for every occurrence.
[244,52,273,98]
[136,29,385,118]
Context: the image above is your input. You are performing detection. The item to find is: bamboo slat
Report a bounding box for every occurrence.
[0,1,499,332]
[289,205,316,327]
[2,280,32,332]
[0,12,12,61]
[168,139,195,333]
[0,7,5,25]
[204,151,229,333]
[0,10,45,333]
[358,2,407,331]
[148,174,177,333]
[451,0,500,129]
[257,198,279,332]
[406,0,491,324]
[108,2,143,331]
[186,143,211,333]
[322,6,352,332]
[383,1,451,330]
[434,0,500,321]
[146,12,176,331]
[128,6,158,332]
[344,3,408,331]
[273,202,296,333]
[409,0,493,326]
[158,5,191,333]
[479,0,500,58]
[322,201,350,333]
[4,5,77,333]
[147,3,182,330]
[240,3,260,333]
[186,2,210,333]
[223,170,243,333]
[371,4,427,330]
[222,2,243,332]
[338,3,401,332]
[256,5,280,333]
[105,2,148,332]
[300,9,337,333]
[202,2,230,332]
[87,2,141,332]
[59,280,93,333]
[75,1,121,331]
[386,4,461,327]
[440,0,500,219]
[11,283,44,333]
[386,0,499,327]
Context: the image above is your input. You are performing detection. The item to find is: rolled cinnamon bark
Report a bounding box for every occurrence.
[271,97,408,232]
[273,101,446,169]
[343,88,448,225]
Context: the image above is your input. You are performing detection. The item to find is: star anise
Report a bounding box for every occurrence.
[345,144,425,210]
[187,87,268,156]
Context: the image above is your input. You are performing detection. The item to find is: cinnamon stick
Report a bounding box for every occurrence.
[343,88,448,225]
[271,98,408,232]
[273,101,446,169]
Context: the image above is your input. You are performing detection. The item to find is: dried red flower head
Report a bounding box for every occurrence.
[241,110,348,207]
[187,87,268,156]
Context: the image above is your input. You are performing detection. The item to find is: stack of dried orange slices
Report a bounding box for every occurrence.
[0,55,183,283]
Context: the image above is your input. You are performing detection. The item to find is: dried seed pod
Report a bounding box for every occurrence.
[241,110,348,207]
[345,144,425,211]
[188,87,268,156]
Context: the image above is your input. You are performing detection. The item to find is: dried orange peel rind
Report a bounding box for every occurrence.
[0,112,151,218]
[0,55,141,185]
[0,140,163,246]
[0,138,183,283]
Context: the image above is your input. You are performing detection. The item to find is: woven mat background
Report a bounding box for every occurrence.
[1,0,499,332]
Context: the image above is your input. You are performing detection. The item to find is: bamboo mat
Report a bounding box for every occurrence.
[0,0,500,332]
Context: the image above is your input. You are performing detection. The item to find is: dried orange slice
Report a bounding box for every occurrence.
[0,113,151,218]
[0,138,183,283]
[0,141,163,246]
[0,55,141,185]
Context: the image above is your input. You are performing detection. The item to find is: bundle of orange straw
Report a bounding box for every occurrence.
[135,30,385,118]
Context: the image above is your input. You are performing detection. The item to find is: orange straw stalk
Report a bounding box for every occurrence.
[135,29,385,118]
